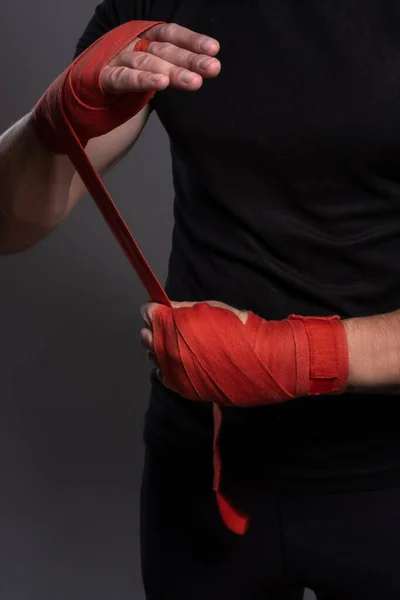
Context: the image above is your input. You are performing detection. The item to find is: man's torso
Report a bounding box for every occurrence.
[77,0,400,489]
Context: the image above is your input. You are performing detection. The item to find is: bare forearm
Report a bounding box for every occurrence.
[0,113,77,254]
[343,310,400,394]
[0,107,150,255]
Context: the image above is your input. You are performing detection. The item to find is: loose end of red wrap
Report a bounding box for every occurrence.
[216,492,249,535]
[213,404,249,535]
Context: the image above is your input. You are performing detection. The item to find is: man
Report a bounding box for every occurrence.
[1,1,400,598]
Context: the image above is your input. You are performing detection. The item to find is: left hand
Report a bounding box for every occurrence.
[140,300,248,385]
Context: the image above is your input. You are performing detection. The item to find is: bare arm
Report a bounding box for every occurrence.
[0,23,220,255]
[0,107,149,255]
[343,311,400,394]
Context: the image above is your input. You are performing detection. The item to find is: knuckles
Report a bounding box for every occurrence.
[103,65,123,88]
[162,22,180,38]
[132,52,152,69]
[156,41,175,55]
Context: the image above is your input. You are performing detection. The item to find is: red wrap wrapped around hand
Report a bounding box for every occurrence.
[152,302,349,534]
[30,22,349,536]
[31,21,163,152]
[153,304,349,404]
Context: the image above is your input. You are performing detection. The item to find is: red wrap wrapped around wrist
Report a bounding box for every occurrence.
[31,21,163,152]
[30,22,349,536]
[152,303,349,534]
[153,305,349,405]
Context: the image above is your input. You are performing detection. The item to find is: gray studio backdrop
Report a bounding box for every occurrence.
[0,1,315,599]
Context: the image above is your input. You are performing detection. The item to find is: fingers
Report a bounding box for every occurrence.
[140,326,153,351]
[139,300,247,391]
[102,24,221,94]
[141,330,162,375]
[116,50,204,91]
[107,42,220,93]
[100,63,170,94]
[140,302,160,329]
[140,306,162,379]
[142,41,221,79]
[144,23,220,56]
[131,43,220,79]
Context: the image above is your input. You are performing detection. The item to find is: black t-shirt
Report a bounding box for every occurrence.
[74,0,400,492]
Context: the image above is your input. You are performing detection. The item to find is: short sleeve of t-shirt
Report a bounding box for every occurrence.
[73,0,154,59]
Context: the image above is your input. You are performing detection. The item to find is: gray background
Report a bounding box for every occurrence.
[0,1,314,598]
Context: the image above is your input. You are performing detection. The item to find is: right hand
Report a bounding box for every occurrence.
[100,22,221,94]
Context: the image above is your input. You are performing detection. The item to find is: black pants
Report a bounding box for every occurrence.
[140,447,400,599]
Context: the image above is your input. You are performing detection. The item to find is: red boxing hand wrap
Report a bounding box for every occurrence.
[31,21,162,152]
[30,23,349,536]
[153,304,349,406]
[153,304,349,534]
[134,38,152,53]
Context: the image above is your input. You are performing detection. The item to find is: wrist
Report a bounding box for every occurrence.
[341,317,362,392]
[342,312,400,393]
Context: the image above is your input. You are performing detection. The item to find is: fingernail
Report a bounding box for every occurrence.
[150,73,163,82]
[199,57,212,71]
[200,39,212,52]
[181,71,195,84]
